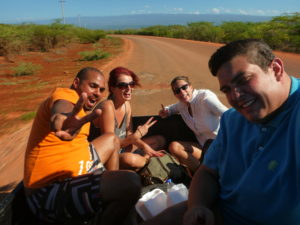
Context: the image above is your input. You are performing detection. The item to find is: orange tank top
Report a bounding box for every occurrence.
[24,88,94,188]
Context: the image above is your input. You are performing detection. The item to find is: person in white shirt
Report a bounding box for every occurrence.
[159,76,228,173]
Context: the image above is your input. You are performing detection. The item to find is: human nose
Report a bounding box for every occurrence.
[230,86,243,100]
[94,88,101,98]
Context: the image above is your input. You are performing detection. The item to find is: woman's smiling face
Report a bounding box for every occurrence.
[111,74,135,102]
[172,79,193,104]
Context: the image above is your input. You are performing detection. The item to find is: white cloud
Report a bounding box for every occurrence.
[255,10,265,15]
[211,8,220,14]
[238,9,248,15]
[173,8,183,12]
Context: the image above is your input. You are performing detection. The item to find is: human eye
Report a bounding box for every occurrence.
[220,86,230,94]
[236,75,251,86]
[90,83,98,88]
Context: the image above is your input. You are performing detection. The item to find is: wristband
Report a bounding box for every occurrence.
[137,128,143,138]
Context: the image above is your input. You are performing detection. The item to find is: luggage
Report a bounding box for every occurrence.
[138,152,191,187]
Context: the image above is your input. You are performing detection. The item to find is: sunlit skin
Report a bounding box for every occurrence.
[73,71,105,111]
[111,74,134,104]
[172,80,193,104]
[217,55,289,123]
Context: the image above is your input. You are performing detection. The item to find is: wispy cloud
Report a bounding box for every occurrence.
[172,8,183,12]
[209,7,283,16]
[211,8,220,14]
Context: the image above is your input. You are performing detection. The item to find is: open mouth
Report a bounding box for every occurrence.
[87,97,97,108]
[123,92,131,98]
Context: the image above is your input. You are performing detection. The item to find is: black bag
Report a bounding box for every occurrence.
[138,152,191,187]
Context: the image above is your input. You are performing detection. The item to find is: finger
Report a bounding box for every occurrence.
[80,109,102,125]
[145,116,154,125]
[71,92,87,116]
[51,114,66,132]
[148,119,157,127]
[55,130,73,141]
[161,104,165,110]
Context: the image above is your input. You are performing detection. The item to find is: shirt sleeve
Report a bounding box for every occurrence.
[165,103,180,116]
[203,90,228,116]
[202,112,227,171]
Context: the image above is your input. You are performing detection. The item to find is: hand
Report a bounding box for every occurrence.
[143,145,165,157]
[183,206,214,225]
[159,104,169,118]
[136,116,157,137]
[52,93,102,141]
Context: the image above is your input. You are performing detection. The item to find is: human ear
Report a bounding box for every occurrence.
[72,77,80,89]
[272,58,284,81]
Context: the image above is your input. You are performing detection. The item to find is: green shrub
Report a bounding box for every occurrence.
[74,28,106,43]
[12,62,41,76]
[19,111,36,121]
[79,50,110,61]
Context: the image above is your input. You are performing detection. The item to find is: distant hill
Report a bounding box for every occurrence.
[22,14,273,30]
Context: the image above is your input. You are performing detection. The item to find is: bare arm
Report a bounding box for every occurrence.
[93,100,115,134]
[183,165,219,225]
[120,103,164,157]
[51,92,101,141]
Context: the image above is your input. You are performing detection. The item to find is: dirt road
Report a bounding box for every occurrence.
[1,35,300,191]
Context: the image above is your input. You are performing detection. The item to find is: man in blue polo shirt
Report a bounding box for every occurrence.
[182,39,300,225]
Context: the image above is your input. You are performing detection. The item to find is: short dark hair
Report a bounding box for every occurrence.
[208,39,275,76]
[76,67,103,80]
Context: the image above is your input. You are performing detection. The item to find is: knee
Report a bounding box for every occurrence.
[105,133,121,151]
[120,154,146,169]
[168,141,182,155]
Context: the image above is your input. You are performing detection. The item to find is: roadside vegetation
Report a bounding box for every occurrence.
[12,62,41,76]
[0,21,106,57]
[0,21,123,135]
[79,49,110,61]
[113,13,300,53]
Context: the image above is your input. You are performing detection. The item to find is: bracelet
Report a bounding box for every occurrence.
[137,128,143,138]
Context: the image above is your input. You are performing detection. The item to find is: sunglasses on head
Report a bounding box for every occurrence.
[115,81,136,89]
[173,84,189,94]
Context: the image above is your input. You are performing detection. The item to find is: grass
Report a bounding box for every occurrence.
[0,77,38,85]
[12,62,41,77]
[79,50,110,61]
[19,111,36,121]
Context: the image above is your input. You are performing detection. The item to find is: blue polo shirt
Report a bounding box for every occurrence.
[204,76,300,225]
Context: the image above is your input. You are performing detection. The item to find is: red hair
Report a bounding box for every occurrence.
[108,67,141,95]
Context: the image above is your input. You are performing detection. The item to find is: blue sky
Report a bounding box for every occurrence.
[1,0,299,23]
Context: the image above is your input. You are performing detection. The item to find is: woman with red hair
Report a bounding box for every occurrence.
[91,66,166,170]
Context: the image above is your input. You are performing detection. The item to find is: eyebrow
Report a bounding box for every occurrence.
[219,71,245,92]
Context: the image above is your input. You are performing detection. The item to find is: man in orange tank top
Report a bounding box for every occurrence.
[24,67,141,224]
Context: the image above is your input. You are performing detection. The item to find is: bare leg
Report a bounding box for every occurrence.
[100,170,142,225]
[140,201,187,225]
[169,141,202,173]
[92,133,120,170]
[119,152,148,170]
